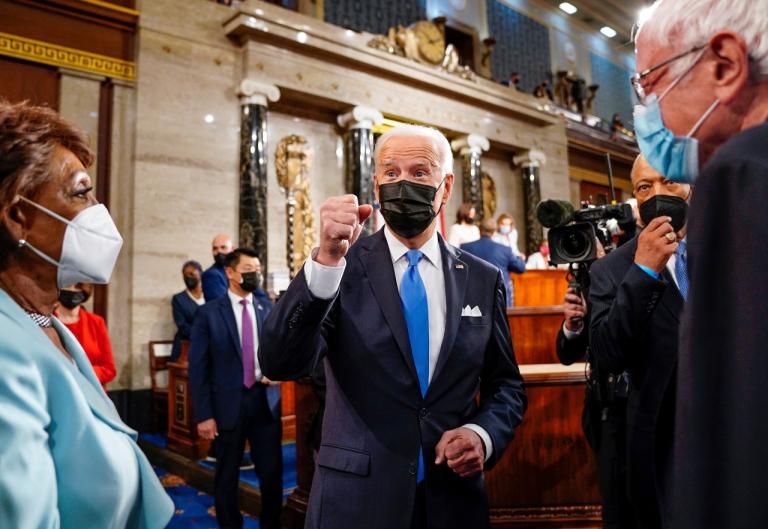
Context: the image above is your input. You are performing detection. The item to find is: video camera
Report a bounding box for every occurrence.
[536,199,634,266]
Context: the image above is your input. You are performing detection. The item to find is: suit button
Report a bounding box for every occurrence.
[408,463,416,475]
[419,407,428,418]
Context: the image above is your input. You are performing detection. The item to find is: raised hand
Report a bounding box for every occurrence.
[315,194,373,267]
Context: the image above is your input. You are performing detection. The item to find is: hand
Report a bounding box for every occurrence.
[316,194,373,267]
[197,418,218,440]
[563,287,586,332]
[634,216,678,274]
[434,427,485,478]
[260,376,279,385]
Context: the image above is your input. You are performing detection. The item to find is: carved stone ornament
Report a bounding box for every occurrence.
[275,135,316,278]
[481,171,497,220]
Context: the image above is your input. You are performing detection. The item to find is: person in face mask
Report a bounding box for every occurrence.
[258,124,526,529]
[634,4,768,526]
[170,260,204,361]
[188,248,283,529]
[55,282,116,389]
[588,155,690,529]
[201,233,233,301]
[0,100,173,529]
[492,212,525,259]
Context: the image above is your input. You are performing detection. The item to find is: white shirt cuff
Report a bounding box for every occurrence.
[562,321,584,340]
[303,248,346,300]
[463,423,493,462]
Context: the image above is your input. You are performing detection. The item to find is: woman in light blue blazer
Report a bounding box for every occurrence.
[0,101,173,528]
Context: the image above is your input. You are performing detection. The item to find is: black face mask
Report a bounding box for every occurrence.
[240,272,261,293]
[184,276,199,290]
[59,290,87,309]
[639,195,688,233]
[379,179,444,239]
[214,253,228,267]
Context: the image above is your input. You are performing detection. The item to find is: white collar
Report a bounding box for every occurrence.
[383,227,441,268]
[227,289,252,305]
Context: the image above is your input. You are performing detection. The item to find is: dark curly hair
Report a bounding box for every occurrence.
[0,100,93,269]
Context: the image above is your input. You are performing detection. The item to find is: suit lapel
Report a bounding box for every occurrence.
[429,236,468,389]
[659,268,684,321]
[218,297,242,358]
[359,231,419,382]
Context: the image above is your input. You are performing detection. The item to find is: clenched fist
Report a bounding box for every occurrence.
[635,216,678,274]
[315,194,373,267]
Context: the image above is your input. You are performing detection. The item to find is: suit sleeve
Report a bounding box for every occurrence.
[188,308,214,423]
[259,268,336,381]
[505,247,526,274]
[202,270,226,301]
[588,256,669,373]
[0,342,60,528]
[467,271,527,469]
[556,324,588,365]
[93,316,117,386]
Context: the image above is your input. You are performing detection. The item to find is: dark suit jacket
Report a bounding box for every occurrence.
[588,236,682,529]
[259,229,526,529]
[460,236,525,306]
[201,264,228,302]
[171,290,202,361]
[189,293,280,430]
[672,123,768,529]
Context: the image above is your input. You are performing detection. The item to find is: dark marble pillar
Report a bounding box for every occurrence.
[451,134,489,220]
[338,106,383,236]
[237,80,280,273]
[514,150,547,256]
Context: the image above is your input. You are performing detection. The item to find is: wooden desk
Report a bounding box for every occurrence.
[508,306,565,365]
[512,269,569,307]
[166,342,210,459]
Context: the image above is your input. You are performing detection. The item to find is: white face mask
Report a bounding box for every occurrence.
[17,196,123,288]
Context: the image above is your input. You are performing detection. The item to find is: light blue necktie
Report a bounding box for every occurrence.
[675,239,689,300]
[400,249,429,482]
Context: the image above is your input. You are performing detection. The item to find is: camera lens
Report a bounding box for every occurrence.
[560,230,591,260]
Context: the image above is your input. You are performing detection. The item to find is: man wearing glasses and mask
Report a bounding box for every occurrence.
[633,1,768,527]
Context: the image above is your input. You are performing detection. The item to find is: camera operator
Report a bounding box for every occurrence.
[589,155,690,529]
[556,258,634,529]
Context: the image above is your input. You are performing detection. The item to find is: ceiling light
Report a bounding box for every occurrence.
[204,114,214,124]
[600,26,617,38]
[296,31,308,43]
[559,2,578,15]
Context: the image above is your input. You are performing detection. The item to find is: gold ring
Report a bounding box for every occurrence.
[665,232,676,242]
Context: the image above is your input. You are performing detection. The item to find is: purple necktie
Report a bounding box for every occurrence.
[240,299,256,388]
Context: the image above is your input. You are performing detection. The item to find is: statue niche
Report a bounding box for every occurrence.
[275,135,316,278]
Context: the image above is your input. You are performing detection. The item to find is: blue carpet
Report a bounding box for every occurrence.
[156,466,260,529]
[141,433,297,496]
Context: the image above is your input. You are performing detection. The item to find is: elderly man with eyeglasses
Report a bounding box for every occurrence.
[633,1,768,528]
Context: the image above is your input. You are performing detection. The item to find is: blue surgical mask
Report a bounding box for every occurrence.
[499,225,511,235]
[633,50,719,184]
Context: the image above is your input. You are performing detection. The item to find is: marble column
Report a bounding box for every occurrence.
[451,134,489,220]
[513,150,548,256]
[337,106,383,236]
[237,79,280,272]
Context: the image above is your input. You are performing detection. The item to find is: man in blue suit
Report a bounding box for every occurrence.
[260,125,526,529]
[201,233,233,301]
[460,219,525,307]
[189,248,283,529]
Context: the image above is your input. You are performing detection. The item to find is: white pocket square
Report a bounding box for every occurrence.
[461,305,482,317]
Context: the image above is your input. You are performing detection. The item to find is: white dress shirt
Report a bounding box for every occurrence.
[187,290,206,306]
[303,227,494,460]
[665,236,686,290]
[227,289,262,381]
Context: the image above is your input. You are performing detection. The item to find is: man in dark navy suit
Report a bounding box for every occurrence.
[589,156,690,529]
[189,248,282,529]
[460,219,525,307]
[260,125,526,529]
[201,233,233,301]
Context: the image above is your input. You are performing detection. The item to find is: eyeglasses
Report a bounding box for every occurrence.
[630,44,706,102]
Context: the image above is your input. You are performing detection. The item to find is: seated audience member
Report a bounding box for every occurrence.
[0,99,172,528]
[202,233,233,301]
[492,212,524,258]
[461,219,525,307]
[448,202,480,247]
[171,259,205,361]
[526,241,553,269]
[56,283,117,390]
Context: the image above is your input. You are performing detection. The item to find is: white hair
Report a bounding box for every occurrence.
[374,124,454,175]
[635,0,768,77]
